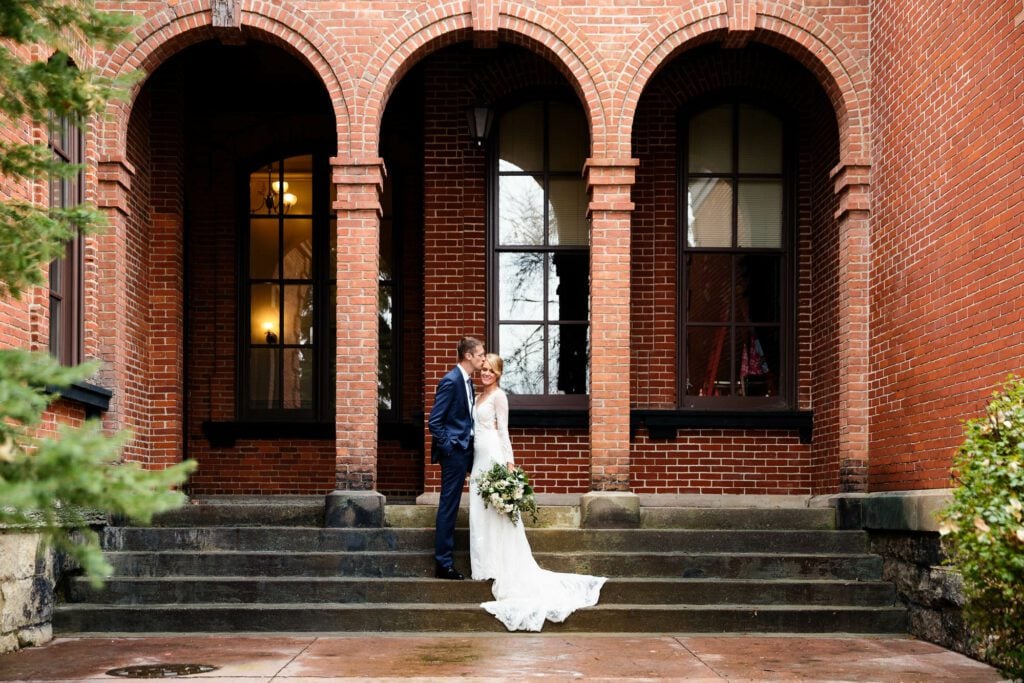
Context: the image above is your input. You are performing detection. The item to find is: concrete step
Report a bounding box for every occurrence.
[102,550,883,580]
[640,507,836,530]
[66,576,897,607]
[152,497,324,527]
[53,602,908,634]
[385,504,835,530]
[101,527,869,555]
[150,500,836,530]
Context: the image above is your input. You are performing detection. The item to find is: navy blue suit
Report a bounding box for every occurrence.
[428,365,475,568]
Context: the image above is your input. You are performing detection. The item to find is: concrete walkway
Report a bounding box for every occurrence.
[0,634,1005,682]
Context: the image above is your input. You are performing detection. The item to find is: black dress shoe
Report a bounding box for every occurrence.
[435,564,465,580]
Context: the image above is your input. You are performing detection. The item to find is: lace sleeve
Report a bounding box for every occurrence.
[494,390,514,463]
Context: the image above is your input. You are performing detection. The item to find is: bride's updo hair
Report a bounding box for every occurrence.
[485,353,504,382]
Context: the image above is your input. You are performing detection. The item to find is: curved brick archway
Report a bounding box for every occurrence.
[617,3,869,163]
[93,0,353,159]
[355,0,609,157]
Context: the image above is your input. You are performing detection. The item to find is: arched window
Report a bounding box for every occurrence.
[680,100,793,409]
[490,99,590,408]
[242,153,334,421]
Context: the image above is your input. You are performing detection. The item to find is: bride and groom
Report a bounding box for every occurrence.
[428,336,605,632]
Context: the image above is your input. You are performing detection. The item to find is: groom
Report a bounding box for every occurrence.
[428,335,486,580]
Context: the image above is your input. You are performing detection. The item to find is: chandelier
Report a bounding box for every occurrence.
[257,163,297,214]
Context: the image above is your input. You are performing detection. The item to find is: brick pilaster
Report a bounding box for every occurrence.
[585,158,638,492]
[94,155,136,432]
[831,160,871,492]
[332,157,385,491]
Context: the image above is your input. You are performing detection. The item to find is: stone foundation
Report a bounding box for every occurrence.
[0,533,57,654]
[827,491,983,663]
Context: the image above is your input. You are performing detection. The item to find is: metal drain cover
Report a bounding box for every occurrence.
[106,663,218,678]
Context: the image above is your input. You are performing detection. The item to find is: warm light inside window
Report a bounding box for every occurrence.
[271,180,289,194]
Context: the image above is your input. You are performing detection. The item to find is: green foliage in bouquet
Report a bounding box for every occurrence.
[474,462,539,526]
[938,376,1024,678]
[0,0,194,586]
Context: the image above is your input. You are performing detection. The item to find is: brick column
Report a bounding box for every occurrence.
[831,160,871,492]
[584,158,638,493]
[326,157,386,526]
[93,155,135,434]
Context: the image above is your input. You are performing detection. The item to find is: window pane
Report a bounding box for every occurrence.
[736,327,779,398]
[49,297,61,359]
[250,218,279,278]
[283,285,314,345]
[248,348,279,410]
[686,326,731,397]
[499,175,545,245]
[283,347,314,409]
[736,255,781,323]
[687,179,732,247]
[499,252,544,320]
[378,283,394,411]
[550,324,588,395]
[282,219,313,279]
[282,155,314,214]
[739,105,782,173]
[379,217,393,281]
[548,178,588,246]
[49,257,62,291]
[548,252,588,321]
[500,324,545,395]
[686,254,730,322]
[738,180,782,248]
[499,102,543,172]
[250,167,275,214]
[250,284,279,345]
[549,101,587,172]
[688,105,732,173]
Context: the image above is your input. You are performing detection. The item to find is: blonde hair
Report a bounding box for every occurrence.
[484,353,504,382]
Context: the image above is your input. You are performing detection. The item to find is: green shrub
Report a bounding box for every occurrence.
[939,376,1024,678]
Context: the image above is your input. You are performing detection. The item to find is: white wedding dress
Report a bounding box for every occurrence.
[469,388,606,631]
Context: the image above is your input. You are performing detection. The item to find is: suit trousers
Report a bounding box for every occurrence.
[434,444,472,567]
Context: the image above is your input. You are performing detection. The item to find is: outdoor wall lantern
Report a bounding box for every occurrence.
[466,105,494,148]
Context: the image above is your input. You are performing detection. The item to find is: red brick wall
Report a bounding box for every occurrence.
[12,1,969,497]
[869,1,1024,490]
[629,45,840,494]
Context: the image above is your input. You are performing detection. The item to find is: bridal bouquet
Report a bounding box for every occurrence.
[473,462,539,525]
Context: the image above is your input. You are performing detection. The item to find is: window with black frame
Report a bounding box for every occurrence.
[492,99,589,408]
[680,101,791,409]
[243,154,334,421]
[48,111,83,367]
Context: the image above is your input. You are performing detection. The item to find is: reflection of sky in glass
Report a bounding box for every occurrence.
[499,176,544,245]
[500,325,544,395]
[499,252,543,320]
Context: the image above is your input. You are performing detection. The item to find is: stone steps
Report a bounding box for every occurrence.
[66,576,896,607]
[54,602,907,634]
[94,550,883,581]
[54,501,908,635]
[100,527,869,554]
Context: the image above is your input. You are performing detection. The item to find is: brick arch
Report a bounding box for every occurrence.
[357,0,608,157]
[618,2,868,162]
[93,0,352,158]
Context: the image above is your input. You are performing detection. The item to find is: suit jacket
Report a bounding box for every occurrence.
[428,365,475,464]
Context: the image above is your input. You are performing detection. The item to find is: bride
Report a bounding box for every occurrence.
[469,353,606,631]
